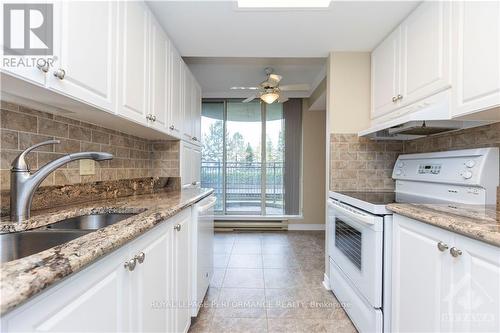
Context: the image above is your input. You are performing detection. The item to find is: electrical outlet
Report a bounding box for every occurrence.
[80,160,95,175]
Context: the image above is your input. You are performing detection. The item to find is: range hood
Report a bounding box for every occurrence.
[359,90,489,140]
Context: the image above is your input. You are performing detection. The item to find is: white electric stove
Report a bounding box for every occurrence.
[327,147,499,333]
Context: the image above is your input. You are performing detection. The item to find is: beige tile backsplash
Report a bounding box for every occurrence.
[0,101,179,191]
[330,122,500,192]
[329,134,403,191]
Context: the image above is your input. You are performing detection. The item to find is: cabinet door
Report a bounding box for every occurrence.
[371,28,401,119]
[116,1,149,124]
[191,147,201,186]
[451,1,500,118]
[192,82,202,142]
[180,142,192,187]
[130,222,172,333]
[448,235,500,333]
[392,214,453,332]
[149,16,168,131]
[183,70,193,140]
[47,1,116,112]
[4,249,129,332]
[400,1,451,106]
[168,48,183,136]
[172,210,191,333]
[0,3,51,86]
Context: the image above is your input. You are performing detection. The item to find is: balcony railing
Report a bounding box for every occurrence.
[201,161,284,214]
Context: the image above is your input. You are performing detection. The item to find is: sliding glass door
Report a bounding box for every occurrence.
[201,100,285,216]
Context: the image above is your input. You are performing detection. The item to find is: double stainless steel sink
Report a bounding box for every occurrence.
[1,213,137,263]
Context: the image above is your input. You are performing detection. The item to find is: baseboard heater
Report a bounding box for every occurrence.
[214,221,287,231]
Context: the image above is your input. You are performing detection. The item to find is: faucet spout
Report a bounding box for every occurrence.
[10,140,114,223]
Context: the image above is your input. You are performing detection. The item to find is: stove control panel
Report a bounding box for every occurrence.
[392,148,499,205]
[417,164,441,175]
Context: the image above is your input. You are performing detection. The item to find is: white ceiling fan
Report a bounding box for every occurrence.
[230,67,310,104]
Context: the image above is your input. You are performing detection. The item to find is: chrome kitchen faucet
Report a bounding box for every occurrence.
[10,140,113,223]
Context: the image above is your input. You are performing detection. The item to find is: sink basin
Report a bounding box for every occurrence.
[0,230,90,263]
[45,213,137,230]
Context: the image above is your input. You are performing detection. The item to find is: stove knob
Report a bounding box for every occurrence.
[465,160,475,168]
[462,170,473,179]
[397,162,405,168]
[395,169,402,176]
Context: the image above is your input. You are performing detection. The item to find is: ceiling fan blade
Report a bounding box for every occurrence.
[278,96,289,103]
[279,84,310,91]
[268,74,282,83]
[242,94,258,103]
[230,86,260,90]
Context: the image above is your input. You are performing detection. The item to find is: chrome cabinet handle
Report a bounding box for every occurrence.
[397,94,403,100]
[450,247,462,257]
[124,258,137,271]
[392,96,398,103]
[174,224,181,231]
[152,115,156,122]
[192,136,198,141]
[437,241,449,252]
[135,252,145,264]
[36,59,49,73]
[169,125,175,130]
[53,68,66,80]
[146,114,151,120]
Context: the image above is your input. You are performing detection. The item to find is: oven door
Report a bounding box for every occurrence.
[328,199,383,308]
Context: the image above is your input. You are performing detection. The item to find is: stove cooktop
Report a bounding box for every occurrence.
[335,191,396,206]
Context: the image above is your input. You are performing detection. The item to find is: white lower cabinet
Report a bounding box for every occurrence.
[172,211,191,333]
[392,214,500,333]
[129,220,171,333]
[2,208,194,333]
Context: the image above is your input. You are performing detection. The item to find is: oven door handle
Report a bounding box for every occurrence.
[329,199,377,226]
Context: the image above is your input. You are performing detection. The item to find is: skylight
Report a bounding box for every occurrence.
[237,0,331,9]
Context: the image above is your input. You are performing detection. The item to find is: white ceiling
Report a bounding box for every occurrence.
[183,57,326,98]
[184,57,326,98]
[147,0,420,57]
[148,0,420,99]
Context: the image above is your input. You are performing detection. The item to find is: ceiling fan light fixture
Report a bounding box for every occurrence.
[260,91,280,104]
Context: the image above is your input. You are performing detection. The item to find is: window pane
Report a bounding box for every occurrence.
[201,101,224,213]
[265,103,284,215]
[226,101,262,215]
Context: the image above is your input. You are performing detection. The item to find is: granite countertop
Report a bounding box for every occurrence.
[387,203,500,247]
[0,187,213,315]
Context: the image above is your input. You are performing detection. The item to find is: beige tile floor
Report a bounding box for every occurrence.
[189,231,357,333]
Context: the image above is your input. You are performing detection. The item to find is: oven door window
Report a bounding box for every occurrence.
[335,218,362,270]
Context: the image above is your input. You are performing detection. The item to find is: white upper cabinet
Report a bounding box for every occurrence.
[168,48,184,136]
[0,3,51,86]
[400,1,451,107]
[193,82,202,142]
[148,15,169,131]
[371,28,401,119]
[371,1,451,120]
[47,1,116,112]
[451,1,500,118]
[116,1,149,124]
[371,0,499,122]
[183,70,193,140]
